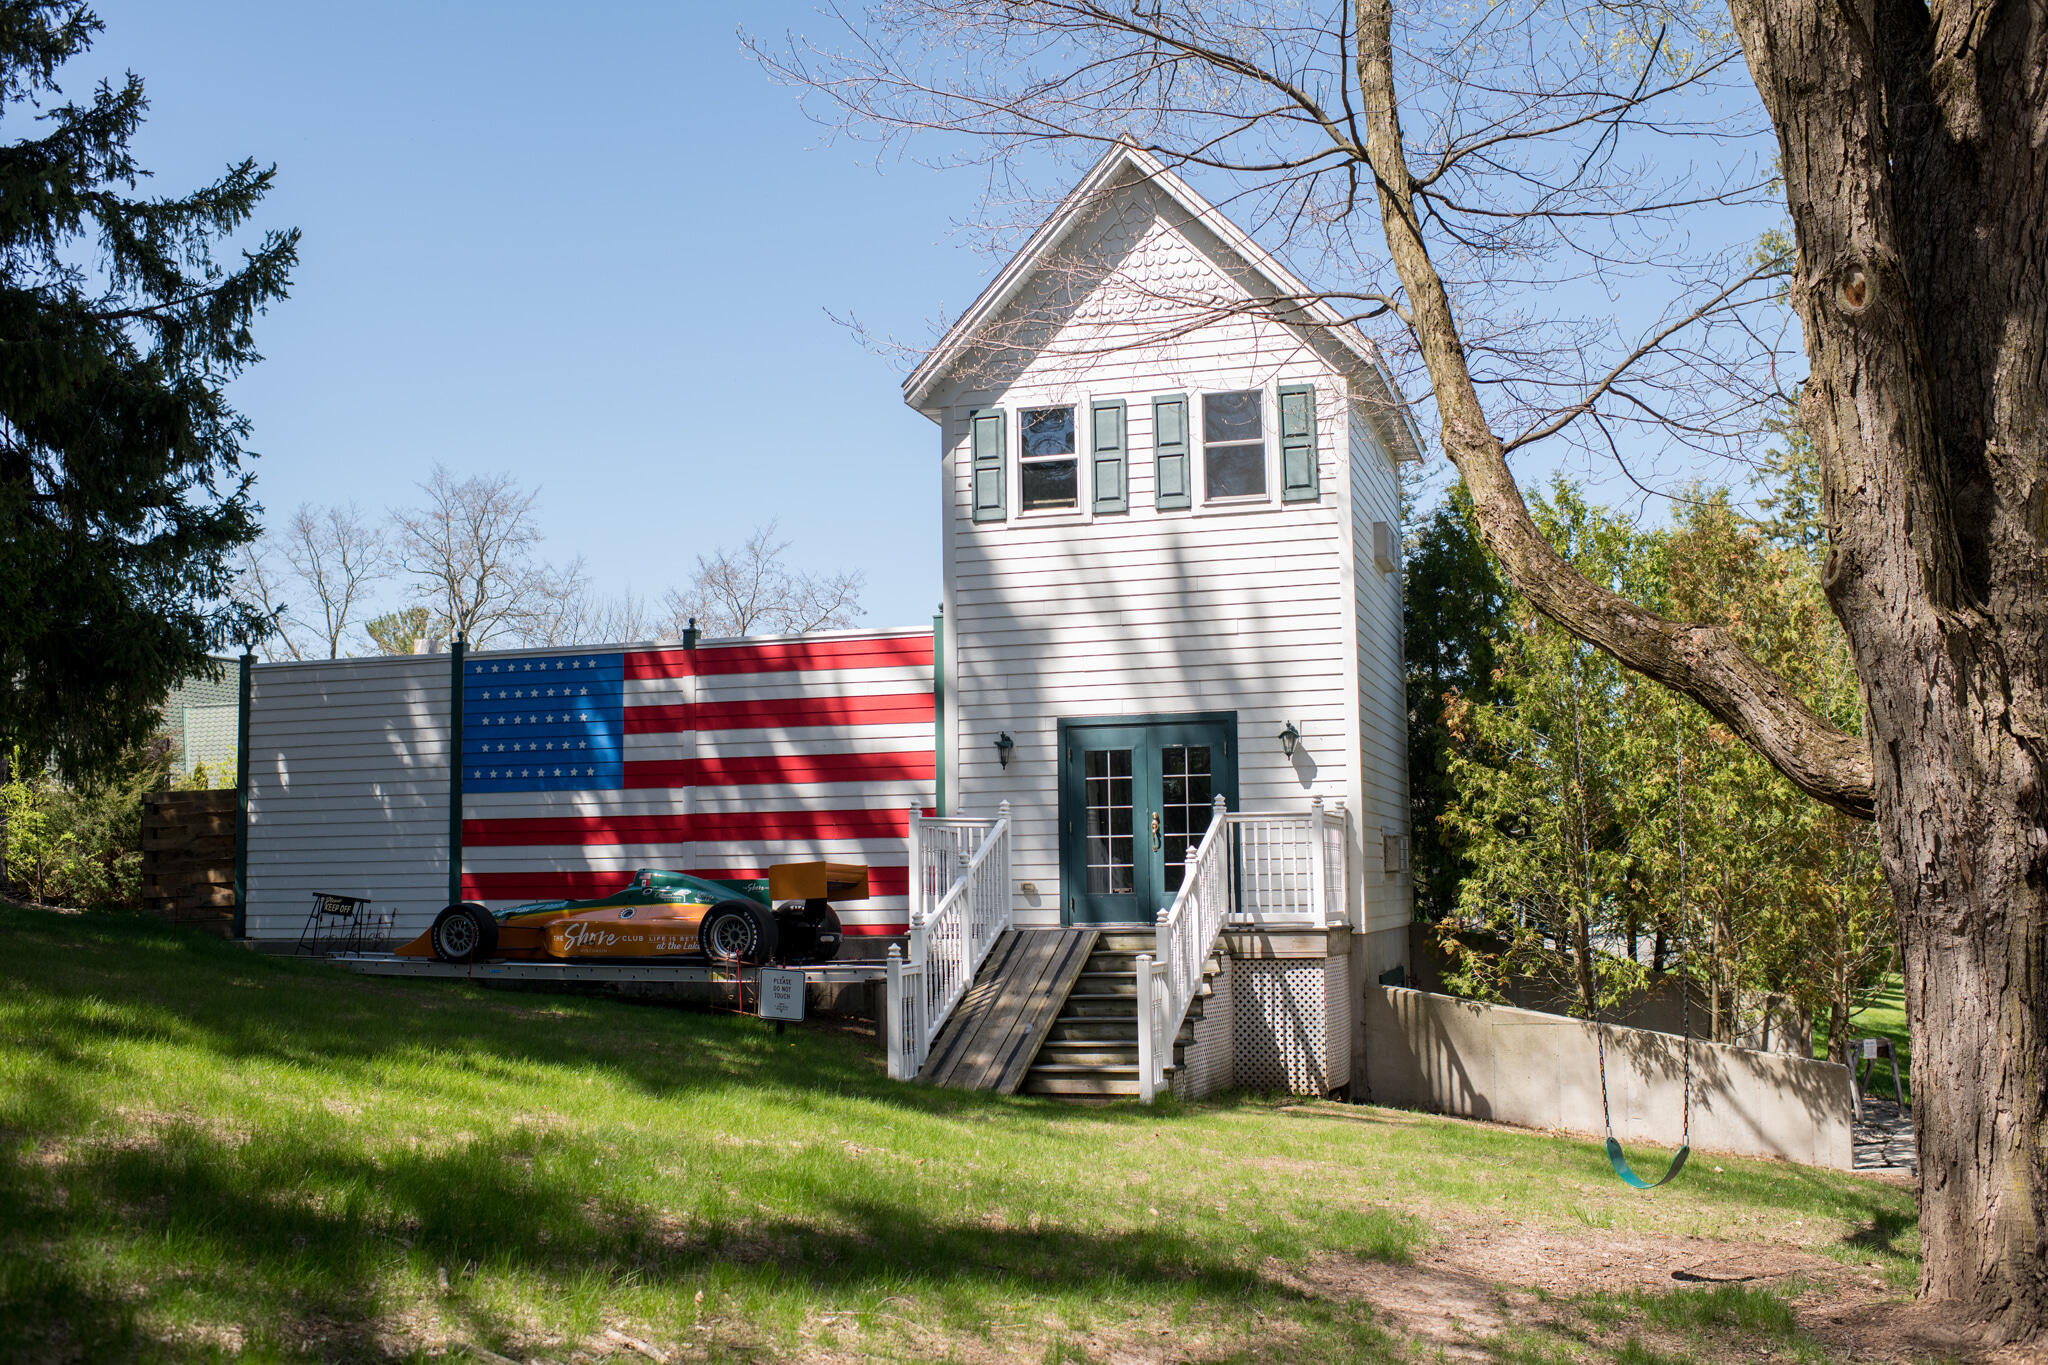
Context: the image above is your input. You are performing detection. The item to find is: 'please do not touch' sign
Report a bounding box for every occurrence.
[759,967,805,1022]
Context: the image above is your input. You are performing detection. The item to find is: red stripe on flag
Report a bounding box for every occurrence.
[461,864,910,903]
[624,635,932,680]
[624,749,934,790]
[462,807,911,847]
[622,692,933,734]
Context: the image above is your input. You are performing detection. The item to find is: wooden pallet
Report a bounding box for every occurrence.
[918,929,1099,1093]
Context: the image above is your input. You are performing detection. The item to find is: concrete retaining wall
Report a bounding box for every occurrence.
[1363,986,1854,1169]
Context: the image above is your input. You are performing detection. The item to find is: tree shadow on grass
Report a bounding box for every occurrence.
[0,1114,1400,1364]
[0,904,1191,1131]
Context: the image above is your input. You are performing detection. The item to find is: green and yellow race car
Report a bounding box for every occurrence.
[397,863,864,966]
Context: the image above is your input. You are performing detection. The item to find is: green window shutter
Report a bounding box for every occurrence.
[1091,399,1128,514]
[969,408,1007,522]
[1153,393,1190,511]
[1279,383,1320,503]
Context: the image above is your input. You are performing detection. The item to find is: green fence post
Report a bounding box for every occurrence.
[448,633,466,907]
[932,606,946,817]
[233,652,252,938]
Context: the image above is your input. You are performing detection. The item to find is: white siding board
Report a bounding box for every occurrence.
[1348,407,1412,936]
[244,655,451,940]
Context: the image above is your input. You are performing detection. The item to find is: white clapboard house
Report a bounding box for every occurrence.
[888,144,1422,1099]
[226,143,1418,1103]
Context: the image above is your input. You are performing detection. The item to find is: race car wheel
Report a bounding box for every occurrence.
[774,899,843,964]
[701,899,777,965]
[429,903,498,963]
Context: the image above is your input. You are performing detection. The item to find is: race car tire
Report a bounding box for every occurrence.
[772,900,842,964]
[429,903,498,963]
[700,899,777,965]
[804,901,844,964]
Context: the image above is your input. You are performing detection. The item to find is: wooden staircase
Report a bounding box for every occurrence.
[1023,930,1223,1099]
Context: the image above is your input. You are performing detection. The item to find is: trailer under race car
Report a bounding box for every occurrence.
[393,862,869,967]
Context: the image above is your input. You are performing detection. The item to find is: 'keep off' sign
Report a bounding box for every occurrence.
[759,967,806,1022]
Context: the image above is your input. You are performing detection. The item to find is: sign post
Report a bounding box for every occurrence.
[759,967,806,1026]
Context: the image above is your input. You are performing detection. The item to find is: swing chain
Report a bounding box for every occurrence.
[1676,718,1692,1150]
[1573,649,1617,1139]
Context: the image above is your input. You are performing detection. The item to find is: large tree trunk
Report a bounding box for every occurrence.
[1357,0,2047,1337]
[1729,0,2048,1338]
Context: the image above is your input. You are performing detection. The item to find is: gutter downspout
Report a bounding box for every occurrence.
[933,606,946,816]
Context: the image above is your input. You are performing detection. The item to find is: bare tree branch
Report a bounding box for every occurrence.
[661,521,867,639]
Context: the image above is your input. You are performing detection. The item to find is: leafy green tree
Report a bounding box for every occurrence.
[1435,479,1893,1050]
[1437,484,1676,1014]
[0,2,297,780]
[2,736,168,907]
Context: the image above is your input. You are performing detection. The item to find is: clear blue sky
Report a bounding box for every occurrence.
[72,3,1778,632]
[79,1,996,629]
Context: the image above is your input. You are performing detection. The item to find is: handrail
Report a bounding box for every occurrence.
[1224,797,1351,928]
[906,804,996,925]
[887,803,1011,1080]
[1137,795,1232,1101]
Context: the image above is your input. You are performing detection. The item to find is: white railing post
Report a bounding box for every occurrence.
[885,943,908,1080]
[1308,796,1328,930]
[1328,800,1351,928]
[906,800,923,925]
[1204,789,1220,916]
[1135,951,1157,1103]
[1154,905,1171,987]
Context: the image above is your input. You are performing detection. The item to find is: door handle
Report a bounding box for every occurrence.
[1150,810,1161,850]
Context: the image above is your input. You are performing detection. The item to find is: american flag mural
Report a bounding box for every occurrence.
[457,629,934,936]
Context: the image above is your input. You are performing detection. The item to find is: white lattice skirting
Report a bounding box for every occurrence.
[1230,956,1353,1095]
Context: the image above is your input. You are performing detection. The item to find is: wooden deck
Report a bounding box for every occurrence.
[917,929,1098,1092]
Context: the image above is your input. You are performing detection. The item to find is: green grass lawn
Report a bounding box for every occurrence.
[0,905,1919,1363]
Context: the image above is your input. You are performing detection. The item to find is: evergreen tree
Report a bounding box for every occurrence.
[0,2,297,779]
[1403,481,1509,921]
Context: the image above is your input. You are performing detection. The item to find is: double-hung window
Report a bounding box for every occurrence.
[1203,390,1265,500]
[1019,406,1079,511]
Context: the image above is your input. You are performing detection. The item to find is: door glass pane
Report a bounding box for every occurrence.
[1083,748,1134,895]
[1159,744,1213,894]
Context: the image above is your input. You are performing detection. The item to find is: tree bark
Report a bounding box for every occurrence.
[1358,0,2048,1337]
[1727,0,2048,1338]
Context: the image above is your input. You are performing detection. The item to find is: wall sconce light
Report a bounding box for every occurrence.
[994,731,1015,768]
[1277,721,1300,759]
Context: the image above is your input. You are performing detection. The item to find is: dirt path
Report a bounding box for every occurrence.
[1270,1220,2037,1364]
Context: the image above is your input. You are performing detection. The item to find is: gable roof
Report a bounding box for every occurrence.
[902,142,1424,464]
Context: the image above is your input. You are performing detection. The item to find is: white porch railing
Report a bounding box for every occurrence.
[906,804,997,925]
[1226,797,1352,929]
[887,804,1012,1080]
[1136,795,1232,1101]
[1135,797,1353,1102]
[886,798,1353,1094]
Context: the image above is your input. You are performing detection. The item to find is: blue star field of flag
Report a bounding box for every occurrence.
[461,652,625,792]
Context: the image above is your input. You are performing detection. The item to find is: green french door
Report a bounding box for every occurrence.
[1057,713,1238,925]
